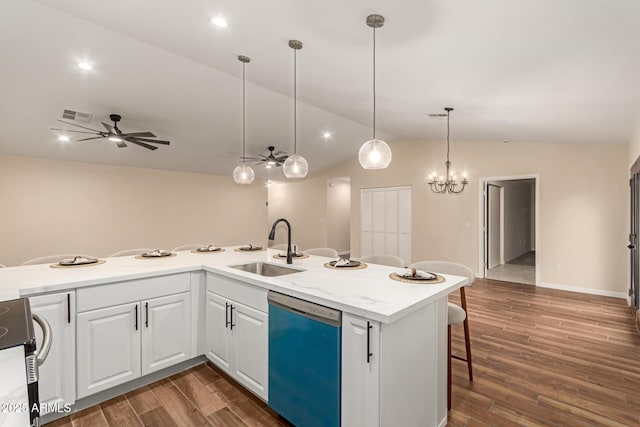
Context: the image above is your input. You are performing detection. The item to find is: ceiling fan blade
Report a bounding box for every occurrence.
[50,128,98,135]
[131,137,170,145]
[121,131,156,138]
[125,137,157,150]
[101,122,115,134]
[240,157,262,161]
[116,141,127,148]
[57,120,101,132]
[273,151,286,156]
[275,155,289,162]
[77,136,106,141]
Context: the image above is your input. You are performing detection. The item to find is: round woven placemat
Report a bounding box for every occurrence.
[234,247,266,252]
[273,254,310,260]
[324,262,368,270]
[134,253,177,260]
[190,248,226,254]
[389,272,445,284]
[50,260,106,269]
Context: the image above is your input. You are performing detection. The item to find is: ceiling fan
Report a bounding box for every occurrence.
[241,146,289,168]
[51,114,170,150]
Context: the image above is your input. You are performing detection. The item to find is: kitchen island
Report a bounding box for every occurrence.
[0,247,468,427]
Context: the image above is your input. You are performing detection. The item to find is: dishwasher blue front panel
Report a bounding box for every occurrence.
[268,304,341,427]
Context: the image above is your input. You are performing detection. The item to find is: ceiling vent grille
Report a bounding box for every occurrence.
[427,113,448,118]
[62,109,92,123]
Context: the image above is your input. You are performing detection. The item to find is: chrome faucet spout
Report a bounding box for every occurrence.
[268,218,293,264]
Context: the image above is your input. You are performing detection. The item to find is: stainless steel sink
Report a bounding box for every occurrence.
[230,262,304,277]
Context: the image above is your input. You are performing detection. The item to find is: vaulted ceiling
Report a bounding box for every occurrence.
[1,0,639,178]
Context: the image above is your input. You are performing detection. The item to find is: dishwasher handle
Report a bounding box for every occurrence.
[32,313,52,367]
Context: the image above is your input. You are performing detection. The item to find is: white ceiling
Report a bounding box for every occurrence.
[1,0,639,178]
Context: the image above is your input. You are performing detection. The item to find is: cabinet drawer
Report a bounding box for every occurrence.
[206,273,267,312]
[77,273,190,312]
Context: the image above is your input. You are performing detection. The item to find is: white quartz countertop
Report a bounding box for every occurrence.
[0,247,468,323]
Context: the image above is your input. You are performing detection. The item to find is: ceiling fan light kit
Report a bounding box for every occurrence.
[51,113,170,151]
[283,39,309,179]
[428,107,468,194]
[233,54,255,184]
[358,14,392,170]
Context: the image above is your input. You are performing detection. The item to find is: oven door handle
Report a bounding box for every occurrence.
[32,313,52,366]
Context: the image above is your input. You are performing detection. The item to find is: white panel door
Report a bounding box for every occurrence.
[141,293,191,375]
[361,186,411,261]
[230,302,268,400]
[341,313,380,427]
[205,292,232,373]
[76,302,141,398]
[29,292,75,413]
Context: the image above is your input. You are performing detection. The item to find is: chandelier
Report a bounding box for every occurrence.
[428,107,468,194]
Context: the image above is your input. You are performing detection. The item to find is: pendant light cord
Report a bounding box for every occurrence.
[446,109,450,163]
[293,48,297,154]
[242,61,246,163]
[372,25,376,140]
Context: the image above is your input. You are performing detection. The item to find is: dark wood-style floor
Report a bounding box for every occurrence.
[45,279,640,426]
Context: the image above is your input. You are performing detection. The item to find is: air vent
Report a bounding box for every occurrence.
[62,109,92,123]
[427,113,448,118]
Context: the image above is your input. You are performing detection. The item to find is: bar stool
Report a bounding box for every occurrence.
[409,260,474,411]
[357,254,405,267]
[108,248,156,257]
[171,244,208,252]
[304,248,339,258]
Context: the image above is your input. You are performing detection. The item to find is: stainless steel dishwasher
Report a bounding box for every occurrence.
[267,291,341,427]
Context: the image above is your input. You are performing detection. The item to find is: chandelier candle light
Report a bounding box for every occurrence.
[283,40,309,179]
[358,14,392,170]
[233,55,255,185]
[428,107,468,194]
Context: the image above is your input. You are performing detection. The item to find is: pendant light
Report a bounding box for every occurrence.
[283,40,309,179]
[428,108,468,194]
[233,55,255,185]
[358,14,392,170]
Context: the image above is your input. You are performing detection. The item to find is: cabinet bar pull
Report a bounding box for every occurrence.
[225,302,230,328]
[230,305,236,330]
[145,302,149,328]
[67,293,71,324]
[134,304,138,331]
[367,321,373,363]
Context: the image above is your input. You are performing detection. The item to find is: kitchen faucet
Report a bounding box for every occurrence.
[268,218,293,264]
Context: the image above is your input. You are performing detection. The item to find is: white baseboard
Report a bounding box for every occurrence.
[536,281,626,299]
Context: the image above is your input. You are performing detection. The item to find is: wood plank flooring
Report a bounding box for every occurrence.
[447,279,640,427]
[45,278,640,426]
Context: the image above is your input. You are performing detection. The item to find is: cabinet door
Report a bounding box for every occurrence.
[231,301,268,400]
[29,292,75,413]
[141,292,191,375]
[342,313,380,427]
[76,302,141,398]
[205,292,232,373]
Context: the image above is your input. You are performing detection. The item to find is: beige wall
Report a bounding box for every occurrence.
[0,155,268,266]
[268,139,628,295]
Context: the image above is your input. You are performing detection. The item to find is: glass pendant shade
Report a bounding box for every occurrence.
[283,153,309,178]
[358,139,392,169]
[233,164,255,184]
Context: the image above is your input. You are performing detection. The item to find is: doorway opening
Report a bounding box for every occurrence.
[326,177,351,258]
[479,176,538,285]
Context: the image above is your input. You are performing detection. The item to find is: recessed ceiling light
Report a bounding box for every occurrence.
[323,131,332,139]
[503,138,511,143]
[211,16,228,28]
[78,62,93,71]
[58,135,70,142]
[108,136,123,142]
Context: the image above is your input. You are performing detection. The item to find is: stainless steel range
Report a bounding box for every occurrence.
[0,298,51,427]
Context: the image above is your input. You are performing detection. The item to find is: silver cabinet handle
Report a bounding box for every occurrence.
[32,313,52,366]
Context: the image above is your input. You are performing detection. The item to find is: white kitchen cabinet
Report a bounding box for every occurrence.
[76,274,193,399]
[205,291,232,371]
[231,301,268,397]
[342,298,448,427]
[142,293,192,375]
[205,273,268,400]
[77,302,141,398]
[29,291,76,414]
[342,313,380,427]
